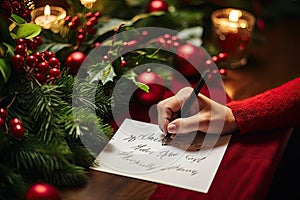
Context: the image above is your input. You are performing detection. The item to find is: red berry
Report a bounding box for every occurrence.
[21,13,28,20]
[12,54,25,72]
[14,44,27,57]
[33,52,45,62]
[120,60,127,67]
[0,108,8,119]
[205,59,213,68]
[9,117,22,126]
[147,0,169,13]
[12,124,24,138]
[78,28,86,35]
[85,12,93,19]
[49,68,60,78]
[0,118,5,128]
[64,15,72,23]
[12,1,20,9]
[102,55,109,61]
[88,16,97,25]
[71,16,80,27]
[44,51,55,61]
[27,39,38,51]
[68,21,76,29]
[34,36,43,46]
[87,28,96,35]
[85,20,94,28]
[48,57,60,68]
[38,62,49,73]
[93,42,101,47]
[77,34,85,43]
[93,12,101,19]
[212,56,218,63]
[35,73,47,83]
[219,68,227,76]
[26,55,38,68]
[217,52,228,61]
[16,38,27,45]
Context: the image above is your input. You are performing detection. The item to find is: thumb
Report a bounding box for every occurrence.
[167,116,199,134]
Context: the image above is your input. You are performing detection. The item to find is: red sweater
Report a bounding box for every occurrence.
[227,77,300,135]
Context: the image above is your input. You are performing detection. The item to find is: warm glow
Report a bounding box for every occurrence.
[44,5,51,16]
[229,10,242,22]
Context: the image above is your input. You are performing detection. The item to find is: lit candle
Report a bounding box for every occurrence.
[80,0,96,8]
[34,5,57,29]
[211,8,256,68]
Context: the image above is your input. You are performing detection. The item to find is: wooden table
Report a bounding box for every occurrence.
[60,18,300,200]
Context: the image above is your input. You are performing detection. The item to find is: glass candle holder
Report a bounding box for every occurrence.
[31,5,66,32]
[211,8,256,69]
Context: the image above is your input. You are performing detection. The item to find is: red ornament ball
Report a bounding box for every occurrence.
[146,0,169,13]
[173,43,206,78]
[65,51,86,75]
[25,183,61,200]
[133,69,166,106]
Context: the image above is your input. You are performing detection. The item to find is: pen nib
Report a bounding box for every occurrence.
[162,136,172,146]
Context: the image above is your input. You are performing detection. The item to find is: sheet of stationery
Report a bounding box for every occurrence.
[91,118,231,193]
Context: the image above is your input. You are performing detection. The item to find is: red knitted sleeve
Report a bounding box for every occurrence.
[227,77,300,135]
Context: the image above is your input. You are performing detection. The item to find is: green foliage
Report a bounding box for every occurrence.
[0,70,113,199]
[0,58,11,90]
[9,14,41,39]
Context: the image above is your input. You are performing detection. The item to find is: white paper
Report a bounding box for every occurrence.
[91,118,231,193]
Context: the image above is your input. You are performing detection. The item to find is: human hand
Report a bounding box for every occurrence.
[157,87,238,136]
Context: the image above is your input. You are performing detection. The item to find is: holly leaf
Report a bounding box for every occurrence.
[123,70,149,93]
[135,81,149,93]
[10,23,41,39]
[11,14,26,25]
[0,58,11,88]
[88,63,116,85]
[2,42,15,61]
[131,11,165,24]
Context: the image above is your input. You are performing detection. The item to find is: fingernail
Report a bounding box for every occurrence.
[168,123,177,133]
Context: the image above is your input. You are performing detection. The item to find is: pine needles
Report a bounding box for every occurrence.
[0,70,114,199]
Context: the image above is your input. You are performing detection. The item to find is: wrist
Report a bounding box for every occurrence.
[224,107,239,134]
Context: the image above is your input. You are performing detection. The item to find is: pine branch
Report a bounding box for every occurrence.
[0,165,26,200]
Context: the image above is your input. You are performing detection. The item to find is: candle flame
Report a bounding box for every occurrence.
[44,5,51,16]
[229,10,242,22]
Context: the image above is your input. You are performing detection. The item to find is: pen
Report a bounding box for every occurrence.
[162,69,210,145]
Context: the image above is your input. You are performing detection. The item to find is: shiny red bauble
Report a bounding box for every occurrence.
[133,69,166,106]
[173,43,206,78]
[65,51,86,75]
[146,0,169,13]
[25,183,61,200]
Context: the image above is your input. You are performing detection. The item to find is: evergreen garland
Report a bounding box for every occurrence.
[0,69,112,199]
